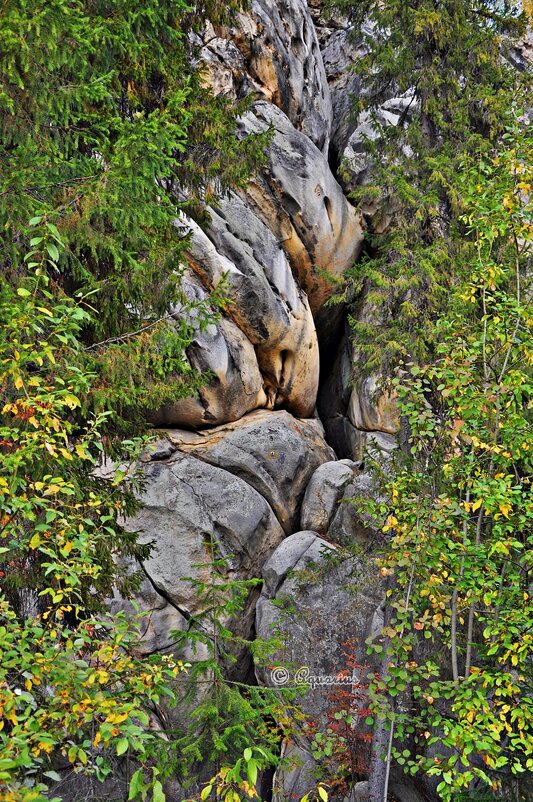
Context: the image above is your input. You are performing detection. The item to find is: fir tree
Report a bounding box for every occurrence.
[0,0,266,430]
[335,0,529,370]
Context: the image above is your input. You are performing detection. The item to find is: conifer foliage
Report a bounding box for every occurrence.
[0,0,265,428]
[337,0,529,370]
[365,119,533,801]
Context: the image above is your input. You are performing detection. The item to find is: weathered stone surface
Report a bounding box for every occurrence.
[227,0,333,153]
[318,326,399,460]
[300,460,355,534]
[109,568,189,656]
[261,530,319,597]
[328,471,378,546]
[272,739,317,802]
[318,327,365,459]
[151,272,267,428]
[240,102,364,316]
[321,25,366,157]
[347,374,399,435]
[126,452,285,616]
[256,532,383,724]
[197,25,250,99]
[162,410,335,533]
[184,199,320,418]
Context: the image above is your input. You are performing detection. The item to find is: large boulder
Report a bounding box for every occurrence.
[162,410,335,533]
[109,568,189,656]
[300,459,357,535]
[256,531,383,724]
[126,452,286,616]
[347,374,399,435]
[151,272,267,428]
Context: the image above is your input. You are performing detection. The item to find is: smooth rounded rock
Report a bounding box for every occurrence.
[240,102,364,316]
[183,199,320,418]
[162,410,335,534]
[149,272,267,428]
[126,452,286,615]
[300,460,355,534]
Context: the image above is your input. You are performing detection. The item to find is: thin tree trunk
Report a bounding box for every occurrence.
[367,707,392,802]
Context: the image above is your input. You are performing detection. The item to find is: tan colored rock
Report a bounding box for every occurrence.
[347,374,400,434]
[149,272,267,428]
[182,197,320,417]
[213,0,333,152]
[240,102,364,315]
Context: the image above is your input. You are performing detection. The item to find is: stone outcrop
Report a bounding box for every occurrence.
[126,451,286,614]
[117,2,416,799]
[148,0,366,429]
[240,102,364,317]
[161,409,335,533]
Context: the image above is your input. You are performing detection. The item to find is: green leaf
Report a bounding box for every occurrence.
[46,243,60,263]
[153,779,165,802]
[116,738,129,756]
[43,771,62,782]
[200,785,213,801]
[246,759,258,787]
[128,769,144,800]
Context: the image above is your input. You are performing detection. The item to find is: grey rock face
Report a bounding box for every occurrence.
[347,374,399,435]
[150,271,267,428]
[256,532,383,725]
[300,460,355,534]
[126,452,285,615]
[162,410,335,534]
[109,567,189,656]
[261,530,319,597]
[327,470,378,546]
[272,739,317,802]
[321,26,365,157]
[185,197,320,417]
[318,323,400,460]
[234,0,333,153]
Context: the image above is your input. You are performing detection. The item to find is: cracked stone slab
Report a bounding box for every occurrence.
[125,451,285,616]
[160,409,335,534]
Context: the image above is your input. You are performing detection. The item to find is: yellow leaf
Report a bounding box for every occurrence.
[29,533,41,549]
[471,499,483,512]
[499,503,512,519]
[14,376,23,390]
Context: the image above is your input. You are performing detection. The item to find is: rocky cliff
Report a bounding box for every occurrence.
[114,3,423,800]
